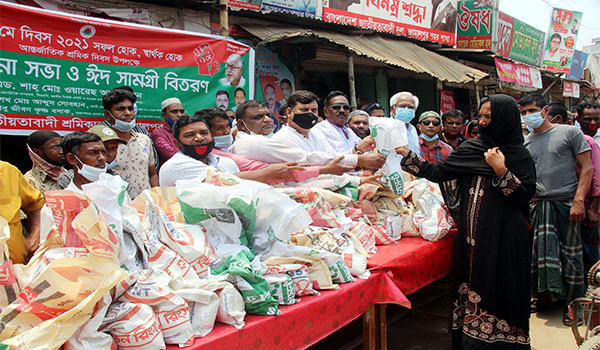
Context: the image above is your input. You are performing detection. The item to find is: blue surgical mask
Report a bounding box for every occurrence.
[522,111,544,130]
[421,133,439,142]
[109,111,136,132]
[394,108,416,123]
[166,118,175,127]
[575,120,581,128]
[75,155,107,182]
[214,134,234,149]
[106,158,117,171]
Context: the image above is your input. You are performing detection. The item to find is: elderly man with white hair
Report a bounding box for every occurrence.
[151,97,186,164]
[389,91,421,155]
[219,54,246,88]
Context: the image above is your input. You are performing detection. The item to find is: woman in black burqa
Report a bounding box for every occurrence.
[398,94,536,349]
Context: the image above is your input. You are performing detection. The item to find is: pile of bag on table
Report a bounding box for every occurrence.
[0,169,452,349]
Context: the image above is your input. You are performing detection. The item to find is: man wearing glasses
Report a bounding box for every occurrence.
[417,111,453,164]
[312,91,364,153]
[219,54,246,88]
[24,130,66,193]
[440,109,467,150]
[389,91,421,156]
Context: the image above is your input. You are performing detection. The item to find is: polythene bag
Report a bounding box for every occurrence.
[369,117,407,196]
[119,270,194,346]
[411,180,453,241]
[0,217,19,313]
[101,301,165,350]
[264,273,298,305]
[63,292,115,350]
[210,249,279,316]
[0,256,128,350]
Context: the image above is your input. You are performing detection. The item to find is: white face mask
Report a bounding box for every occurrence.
[241,120,273,138]
[74,154,107,181]
[109,111,136,132]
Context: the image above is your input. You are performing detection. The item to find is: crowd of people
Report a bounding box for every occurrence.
[3,84,600,349]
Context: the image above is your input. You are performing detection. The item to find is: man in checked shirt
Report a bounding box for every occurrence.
[418,111,453,164]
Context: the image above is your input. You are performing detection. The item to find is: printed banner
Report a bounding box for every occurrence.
[563,81,580,98]
[565,50,588,80]
[229,0,317,18]
[494,57,542,88]
[0,2,254,135]
[495,11,544,66]
[542,7,582,73]
[255,47,295,115]
[322,0,457,45]
[456,0,495,50]
[440,90,455,114]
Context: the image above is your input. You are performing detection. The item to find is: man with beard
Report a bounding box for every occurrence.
[439,109,467,150]
[347,110,370,139]
[159,114,303,186]
[151,97,186,165]
[577,101,600,147]
[24,130,66,193]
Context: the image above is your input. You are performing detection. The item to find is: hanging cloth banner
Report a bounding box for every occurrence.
[0,2,254,135]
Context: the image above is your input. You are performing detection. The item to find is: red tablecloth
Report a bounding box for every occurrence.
[166,270,408,350]
[367,229,457,295]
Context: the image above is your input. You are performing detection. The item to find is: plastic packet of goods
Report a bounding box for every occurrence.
[411,180,452,241]
[120,270,194,346]
[142,193,215,277]
[170,276,246,329]
[210,249,279,316]
[0,256,128,350]
[264,263,303,275]
[64,292,115,350]
[101,301,165,350]
[147,241,200,282]
[0,218,19,313]
[348,222,377,254]
[174,288,219,337]
[71,203,120,261]
[285,265,319,296]
[369,117,407,196]
[264,254,336,290]
[378,209,403,241]
[43,190,91,248]
[305,202,343,228]
[264,273,298,305]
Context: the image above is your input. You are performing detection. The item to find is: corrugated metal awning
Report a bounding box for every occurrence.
[240,23,488,84]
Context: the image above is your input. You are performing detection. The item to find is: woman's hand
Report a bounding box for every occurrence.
[484,147,508,178]
[396,146,411,157]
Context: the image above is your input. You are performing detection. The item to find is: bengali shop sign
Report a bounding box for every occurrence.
[494,57,542,88]
[440,90,455,114]
[495,12,544,66]
[322,0,458,45]
[455,0,494,50]
[0,3,254,135]
[563,81,580,98]
[542,7,582,73]
[229,0,318,18]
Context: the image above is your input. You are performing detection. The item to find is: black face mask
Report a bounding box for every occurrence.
[293,112,319,129]
[181,140,214,160]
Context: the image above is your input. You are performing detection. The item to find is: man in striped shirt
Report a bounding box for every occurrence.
[418,111,453,164]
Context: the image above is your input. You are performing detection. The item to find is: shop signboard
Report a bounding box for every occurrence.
[229,0,317,18]
[565,50,588,80]
[495,12,544,66]
[440,90,455,114]
[542,7,583,73]
[494,57,542,88]
[255,47,295,116]
[0,2,254,135]
[563,81,580,98]
[322,0,458,46]
[456,0,494,50]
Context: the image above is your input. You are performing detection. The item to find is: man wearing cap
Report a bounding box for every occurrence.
[347,110,370,139]
[151,97,185,165]
[24,130,66,193]
[88,125,128,172]
[418,111,453,164]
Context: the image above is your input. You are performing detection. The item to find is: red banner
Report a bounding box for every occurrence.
[563,81,580,98]
[494,57,543,89]
[440,90,455,114]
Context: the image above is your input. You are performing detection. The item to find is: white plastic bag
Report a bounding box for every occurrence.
[369,117,407,195]
[101,301,165,350]
[411,181,452,241]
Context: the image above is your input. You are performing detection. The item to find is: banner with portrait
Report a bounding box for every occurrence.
[322,0,458,46]
[0,2,254,135]
[542,7,582,73]
[255,47,295,116]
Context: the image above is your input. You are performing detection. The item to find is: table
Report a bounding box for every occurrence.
[167,229,457,350]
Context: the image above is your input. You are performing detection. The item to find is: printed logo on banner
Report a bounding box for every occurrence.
[0,2,254,135]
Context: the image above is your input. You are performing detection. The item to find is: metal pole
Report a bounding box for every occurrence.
[347,53,357,110]
[219,0,229,37]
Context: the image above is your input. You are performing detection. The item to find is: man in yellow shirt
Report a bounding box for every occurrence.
[0,161,44,264]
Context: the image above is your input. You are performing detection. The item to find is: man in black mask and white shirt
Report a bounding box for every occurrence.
[159,114,301,187]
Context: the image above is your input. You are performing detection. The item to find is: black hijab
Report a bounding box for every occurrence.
[440,94,535,185]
